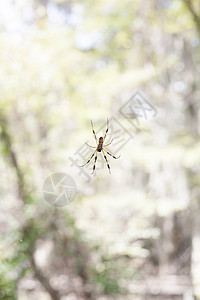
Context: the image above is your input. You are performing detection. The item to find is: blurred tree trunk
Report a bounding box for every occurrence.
[0,113,61,300]
[182,1,200,295]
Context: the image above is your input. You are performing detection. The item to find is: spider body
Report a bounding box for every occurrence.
[79,119,120,174]
[97,137,103,152]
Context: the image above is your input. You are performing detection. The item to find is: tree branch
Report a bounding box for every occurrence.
[182,0,200,34]
[30,256,60,300]
[0,114,26,202]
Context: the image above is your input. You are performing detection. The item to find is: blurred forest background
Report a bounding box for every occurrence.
[0,0,200,299]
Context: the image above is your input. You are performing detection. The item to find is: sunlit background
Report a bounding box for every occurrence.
[0,0,200,299]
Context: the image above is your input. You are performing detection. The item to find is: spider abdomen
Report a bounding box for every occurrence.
[97,144,103,152]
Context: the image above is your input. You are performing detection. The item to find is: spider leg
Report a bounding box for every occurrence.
[104,139,113,147]
[103,148,121,159]
[85,142,96,148]
[103,118,109,142]
[91,120,98,145]
[102,149,111,174]
[79,150,97,167]
[91,151,98,174]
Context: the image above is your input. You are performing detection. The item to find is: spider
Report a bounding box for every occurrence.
[79,119,120,174]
